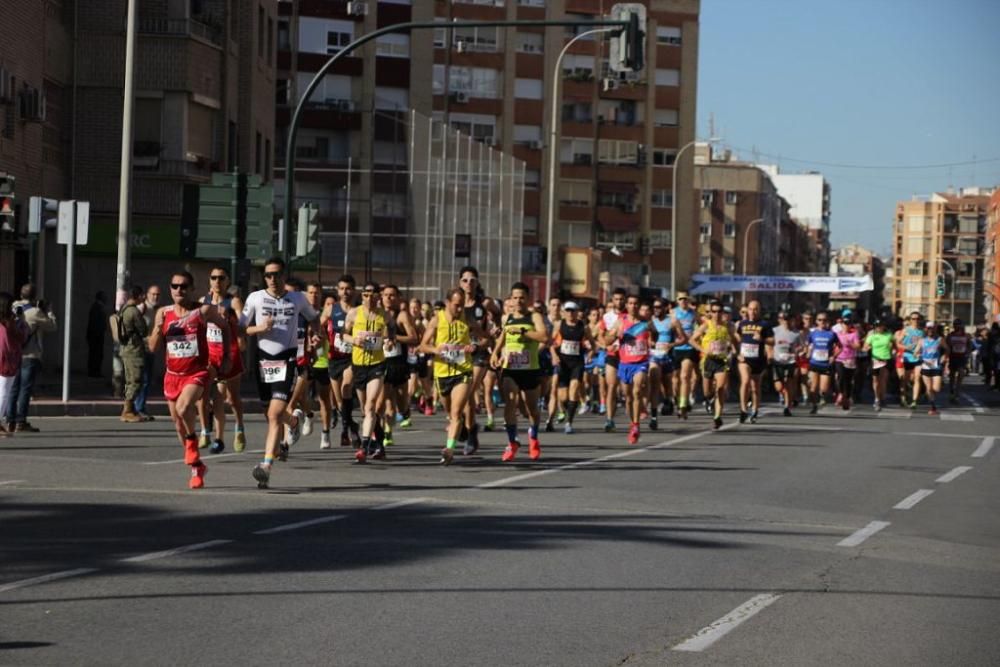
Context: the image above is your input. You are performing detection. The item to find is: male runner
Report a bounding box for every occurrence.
[551,301,593,434]
[380,284,419,448]
[605,295,656,444]
[292,281,335,449]
[945,319,972,403]
[670,292,699,419]
[198,266,246,453]
[460,267,500,450]
[735,300,774,424]
[148,271,230,488]
[321,275,361,448]
[690,300,738,429]
[491,282,548,462]
[406,297,429,424]
[600,288,627,431]
[241,258,319,488]
[805,311,841,414]
[771,311,800,417]
[543,295,564,430]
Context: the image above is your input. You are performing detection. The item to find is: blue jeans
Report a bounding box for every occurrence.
[134,351,155,414]
[5,358,41,424]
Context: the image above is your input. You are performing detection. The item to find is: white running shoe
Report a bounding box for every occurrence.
[287,408,304,446]
[320,431,331,450]
[302,412,314,437]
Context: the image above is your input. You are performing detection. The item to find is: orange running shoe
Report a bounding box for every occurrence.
[189,461,207,489]
[501,441,520,462]
[528,437,541,461]
[628,423,640,445]
[184,437,200,466]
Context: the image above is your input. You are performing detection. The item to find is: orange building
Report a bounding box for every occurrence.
[986,188,1000,322]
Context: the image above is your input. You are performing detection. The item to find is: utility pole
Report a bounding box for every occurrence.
[115,0,137,309]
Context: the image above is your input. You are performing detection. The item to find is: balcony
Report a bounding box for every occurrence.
[138,17,223,47]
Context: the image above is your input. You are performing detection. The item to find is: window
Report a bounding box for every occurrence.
[298,18,353,55]
[562,101,592,123]
[277,19,289,50]
[724,222,736,237]
[699,223,710,241]
[651,190,673,208]
[448,113,498,143]
[133,98,162,166]
[907,215,931,233]
[723,257,736,273]
[725,191,739,205]
[297,73,352,105]
[652,149,676,166]
[513,124,542,145]
[514,77,543,100]
[374,87,409,110]
[187,101,214,159]
[433,19,447,48]
[562,54,595,79]
[296,136,329,160]
[596,231,636,250]
[446,67,502,98]
[958,238,978,255]
[264,138,271,180]
[597,139,638,165]
[654,68,679,86]
[699,257,711,273]
[649,230,672,249]
[327,30,351,53]
[656,26,682,46]
[255,131,262,173]
[701,191,714,208]
[525,169,540,189]
[519,0,544,6]
[958,216,978,234]
[560,137,594,164]
[517,32,543,53]
[956,283,973,299]
[597,190,633,208]
[372,192,407,218]
[267,17,274,61]
[653,109,679,127]
[906,236,930,254]
[598,99,640,125]
[907,260,927,276]
[524,215,539,235]
[559,180,592,207]
[453,26,498,52]
[376,34,410,58]
[905,281,928,298]
[565,13,596,39]
[959,261,975,278]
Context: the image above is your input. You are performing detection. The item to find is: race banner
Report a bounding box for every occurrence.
[689,274,874,295]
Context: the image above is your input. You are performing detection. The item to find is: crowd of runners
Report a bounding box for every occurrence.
[145,259,991,490]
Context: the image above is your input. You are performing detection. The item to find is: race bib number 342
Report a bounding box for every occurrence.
[167,334,199,359]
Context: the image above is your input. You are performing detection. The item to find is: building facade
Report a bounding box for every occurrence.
[986,188,1000,323]
[827,243,885,320]
[757,164,831,275]
[891,187,993,324]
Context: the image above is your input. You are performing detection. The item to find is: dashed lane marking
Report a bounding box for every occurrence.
[252,515,346,536]
[837,520,891,547]
[0,568,99,594]
[971,437,995,458]
[960,393,986,413]
[940,413,974,422]
[672,593,782,652]
[120,540,233,563]
[893,489,935,510]
[936,466,972,483]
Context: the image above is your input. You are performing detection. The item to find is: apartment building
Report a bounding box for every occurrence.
[891,187,993,324]
[757,164,831,275]
[985,188,1000,322]
[828,243,885,319]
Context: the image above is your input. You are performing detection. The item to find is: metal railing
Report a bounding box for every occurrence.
[138,17,223,47]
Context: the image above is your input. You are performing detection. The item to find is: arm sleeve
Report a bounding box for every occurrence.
[239,293,257,327]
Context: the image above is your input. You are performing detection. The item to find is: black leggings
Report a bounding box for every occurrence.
[836,362,855,400]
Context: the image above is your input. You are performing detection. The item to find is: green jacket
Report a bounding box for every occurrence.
[120,304,148,355]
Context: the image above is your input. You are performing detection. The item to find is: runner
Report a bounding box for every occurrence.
[735,300,774,424]
[460,266,500,452]
[771,311,800,416]
[863,319,895,411]
[552,301,593,434]
[896,311,925,408]
[917,321,949,415]
[670,291,699,419]
[406,297,433,422]
[344,281,396,463]
[491,282,548,462]
[648,298,683,426]
[543,295,564,431]
[321,275,361,448]
[241,258,320,489]
[600,288,627,432]
[148,270,231,488]
[604,295,656,444]
[380,284,419,449]
[420,287,483,464]
[198,266,246,454]
[299,281,334,449]
[833,314,861,411]
[945,319,972,403]
[690,301,737,429]
[797,311,815,405]
[805,311,841,414]
[585,307,607,414]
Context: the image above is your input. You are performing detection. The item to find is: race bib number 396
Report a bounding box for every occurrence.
[259,359,288,384]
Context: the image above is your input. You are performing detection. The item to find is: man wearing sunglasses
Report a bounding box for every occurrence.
[197,266,246,455]
[148,270,231,489]
[241,257,320,488]
[321,274,361,448]
[670,292,699,419]
[460,266,500,453]
[805,311,842,414]
[690,300,739,429]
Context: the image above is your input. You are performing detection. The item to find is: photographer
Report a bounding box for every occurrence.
[4,284,57,433]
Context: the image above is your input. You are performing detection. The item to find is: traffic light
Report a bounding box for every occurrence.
[295,203,319,258]
[936,273,945,297]
[0,173,15,232]
[609,3,647,73]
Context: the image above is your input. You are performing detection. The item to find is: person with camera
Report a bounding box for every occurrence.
[3,284,57,433]
[0,292,30,437]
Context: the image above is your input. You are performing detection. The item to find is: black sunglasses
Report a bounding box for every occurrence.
[210,274,227,281]
[264,271,283,279]
[171,283,190,290]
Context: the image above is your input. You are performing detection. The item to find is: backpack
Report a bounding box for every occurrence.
[109,305,137,345]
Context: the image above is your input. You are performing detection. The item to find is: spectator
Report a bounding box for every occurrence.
[86,291,107,378]
[119,285,148,423]
[0,292,30,438]
[134,284,161,420]
[4,284,57,432]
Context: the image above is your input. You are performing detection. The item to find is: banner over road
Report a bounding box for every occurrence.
[690,274,874,294]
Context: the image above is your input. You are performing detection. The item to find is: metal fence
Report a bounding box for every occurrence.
[286,109,526,299]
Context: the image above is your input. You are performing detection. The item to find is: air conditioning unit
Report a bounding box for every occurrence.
[346,1,368,16]
[529,140,543,150]
[602,78,619,92]
[452,91,470,104]
[623,202,638,214]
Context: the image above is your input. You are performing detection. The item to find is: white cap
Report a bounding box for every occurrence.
[563,301,580,311]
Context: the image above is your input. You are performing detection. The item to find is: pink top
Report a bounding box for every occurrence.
[0,320,28,377]
[835,328,860,364]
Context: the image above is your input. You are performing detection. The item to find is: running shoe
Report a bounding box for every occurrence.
[349,425,362,449]
[649,416,658,431]
[809,403,818,415]
[579,403,589,415]
[287,409,304,446]
[556,411,566,424]
[528,436,541,460]
[564,423,574,435]
[544,419,554,433]
[302,412,314,437]
[627,423,640,445]
[750,411,758,424]
[704,399,713,415]
[501,441,520,462]
[783,407,792,417]
[340,431,351,447]
[233,430,246,453]
[189,461,207,489]
[209,438,225,455]
[400,416,412,428]
[739,411,748,424]
[598,402,607,415]
[354,447,368,464]
[440,447,454,465]
[371,443,386,460]
[198,432,210,449]
[841,399,850,411]
[463,426,480,456]
[184,438,200,465]
[423,404,434,417]
[277,443,290,462]
[320,432,332,450]
[484,415,495,432]
[713,416,723,430]
[928,407,939,416]
[603,419,615,433]
[252,463,270,489]
[873,401,881,411]
[395,412,404,423]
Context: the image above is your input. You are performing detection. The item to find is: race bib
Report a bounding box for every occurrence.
[812,348,830,363]
[206,324,224,344]
[166,334,198,359]
[407,351,419,364]
[259,359,288,384]
[357,332,383,351]
[774,344,793,364]
[506,350,530,369]
[384,342,402,358]
[841,357,857,369]
[653,341,670,357]
[333,333,352,354]
[740,342,760,359]
[622,340,648,357]
[560,340,581,356]
[708,340,727,356]
[440,344,466,365]
[950,339,967,354]
[872,359,887,370]
[922,357,939,370]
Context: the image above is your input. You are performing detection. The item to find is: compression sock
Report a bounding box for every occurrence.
[504,423,518,442]
[565,401,578,424]
[446,438,456,450]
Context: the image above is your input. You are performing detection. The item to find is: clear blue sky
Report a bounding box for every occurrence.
[698,0,1000,256]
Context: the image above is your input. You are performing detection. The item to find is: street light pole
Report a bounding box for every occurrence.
[740,217,764,306]
[115,0,137,309]
[671,137,718,298]
[544,27,617,303]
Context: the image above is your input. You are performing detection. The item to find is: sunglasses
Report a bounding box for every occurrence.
[171,283,190,291]
[710,308,721,313]
[264,271,282,279]
[210,274,227,281]
[460,277,477,283]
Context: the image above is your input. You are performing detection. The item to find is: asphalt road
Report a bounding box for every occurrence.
[2,385,998,666]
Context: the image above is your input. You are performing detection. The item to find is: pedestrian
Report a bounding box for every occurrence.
[134,284,161,420]
[0,292,30,438]
[118,285,148,423]
[5,283,57,432]
[87,291,107,378]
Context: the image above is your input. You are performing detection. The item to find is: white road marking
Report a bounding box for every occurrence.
[837,520,891,547]
[960,393,985,413]
[736,424,985,439]
[972,437,995,458]
[877,410,912,419]
[372,497,428,511]
[672,593,782,652]
[0,568,99,593]
[940,413,974,422]
[120,539,233,563]
[893,489,935,510]
[0,480,25,486]
[253,515,346,535]
[936,466,972,483]
[145,449,265,465]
